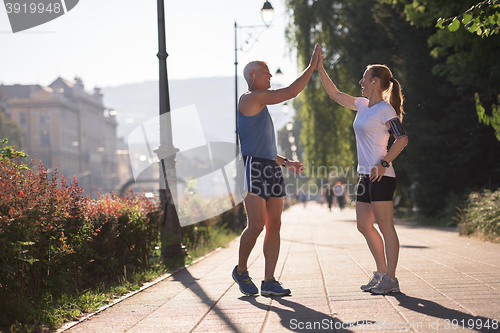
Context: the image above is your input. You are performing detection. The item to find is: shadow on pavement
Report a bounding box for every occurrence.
[388,293,498,333]
[240,295,367,332]
[400,245,429,249]
[171,268,241,332]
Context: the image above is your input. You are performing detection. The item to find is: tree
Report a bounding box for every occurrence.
[435,0,500,139]
[285,0,500,217]
[0,111,24,151]
[391,0,500,140]
[436,0,500,37]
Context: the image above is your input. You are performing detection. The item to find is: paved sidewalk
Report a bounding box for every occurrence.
[62,202,500,332]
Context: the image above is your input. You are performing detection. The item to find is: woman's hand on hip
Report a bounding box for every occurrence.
[370,163,386,182]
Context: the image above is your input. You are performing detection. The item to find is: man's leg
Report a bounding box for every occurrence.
[263,196,284,283]
[237,193,267,274]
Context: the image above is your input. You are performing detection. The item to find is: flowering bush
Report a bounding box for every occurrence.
[0,141,160,328]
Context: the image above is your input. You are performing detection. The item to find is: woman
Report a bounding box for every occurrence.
[317,51,408,295]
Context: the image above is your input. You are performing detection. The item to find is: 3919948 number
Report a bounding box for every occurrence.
[443,318,498,330]
[5,2,62,14]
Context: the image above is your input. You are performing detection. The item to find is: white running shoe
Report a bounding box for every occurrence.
[370,273,400,295]
[360,271,383,291]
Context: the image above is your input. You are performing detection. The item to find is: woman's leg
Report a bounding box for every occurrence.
[371,201,399,279]
[356,201,387,273]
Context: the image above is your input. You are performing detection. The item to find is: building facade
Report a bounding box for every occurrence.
[3,77,120,198]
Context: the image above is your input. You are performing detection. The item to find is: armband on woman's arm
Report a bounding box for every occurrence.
[389,117,407,139]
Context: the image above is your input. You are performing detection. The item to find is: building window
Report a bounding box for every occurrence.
[19,112,27,126]
[39,130,51,147]
[39,112,51,125]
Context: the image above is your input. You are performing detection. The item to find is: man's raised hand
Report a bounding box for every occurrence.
[309,43,321,69]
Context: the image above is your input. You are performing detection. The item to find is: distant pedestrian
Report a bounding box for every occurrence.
[318,187,326,207]
[325,182,334,212]
[232,44,320,297]
[301,189,307,208]
[334,182,345,211]
[317,49,408,295]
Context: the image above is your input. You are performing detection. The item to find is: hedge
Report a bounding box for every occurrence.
[0,143,161,328]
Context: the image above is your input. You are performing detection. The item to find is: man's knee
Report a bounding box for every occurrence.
[247,218,265,235]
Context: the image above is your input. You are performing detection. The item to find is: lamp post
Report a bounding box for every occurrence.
[234,1,274,157]
[155,0,183,258]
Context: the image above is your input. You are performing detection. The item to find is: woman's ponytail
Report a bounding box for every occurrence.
[389,77,404,121]
[367,64,405,121]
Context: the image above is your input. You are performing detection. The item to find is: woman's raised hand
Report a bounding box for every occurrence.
[317,49,325,70]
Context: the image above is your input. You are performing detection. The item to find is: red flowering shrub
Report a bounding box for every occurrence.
[0,145,160,327]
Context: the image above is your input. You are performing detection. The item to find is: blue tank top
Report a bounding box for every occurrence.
[238,105,277,161]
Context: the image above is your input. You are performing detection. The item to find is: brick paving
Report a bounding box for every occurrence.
[60,202,500,332]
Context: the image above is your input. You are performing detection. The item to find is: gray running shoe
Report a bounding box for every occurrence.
[232,266,258,296]
[370,273,400,294]
[360,271,383,291]
[261,277,291,296]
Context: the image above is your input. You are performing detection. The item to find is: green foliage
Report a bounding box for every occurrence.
[1,138,28,170]
[435,0,500,37]
[180,195,243,259]
[285,0,500,218]
[455,189,500,242]
[285,0,359,177]
[0,153,161,331]
[0,112,24,152]
[475,93,500,140]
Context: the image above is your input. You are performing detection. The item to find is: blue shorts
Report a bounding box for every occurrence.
[356,174,396,203]
[243,156,285,201]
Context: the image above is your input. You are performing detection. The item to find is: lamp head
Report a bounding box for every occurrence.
[275,68,283,84]
[261,1,274,25]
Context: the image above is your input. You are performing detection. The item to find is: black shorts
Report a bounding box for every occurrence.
[243,156,285,201]
[356,175,396,203]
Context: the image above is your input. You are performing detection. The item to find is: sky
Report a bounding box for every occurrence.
[0,0,299,89]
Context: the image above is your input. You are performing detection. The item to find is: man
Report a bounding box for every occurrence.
[232,43,320,296]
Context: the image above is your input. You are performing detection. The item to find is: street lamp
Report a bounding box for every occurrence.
[261,1,274,24]
[282,101,289,114]
[234,1,274,158]
[275,68,283,83]
[155,0,183,258]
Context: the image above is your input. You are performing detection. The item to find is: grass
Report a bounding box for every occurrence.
[394,207,457,228]
[2,263,166,333]
[185,225,241,261]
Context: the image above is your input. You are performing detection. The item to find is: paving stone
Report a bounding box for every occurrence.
[61,203,500,333]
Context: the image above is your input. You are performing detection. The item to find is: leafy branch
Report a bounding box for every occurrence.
[436,0,500,37]
[1,138,29,170]
[475,93,500,140]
